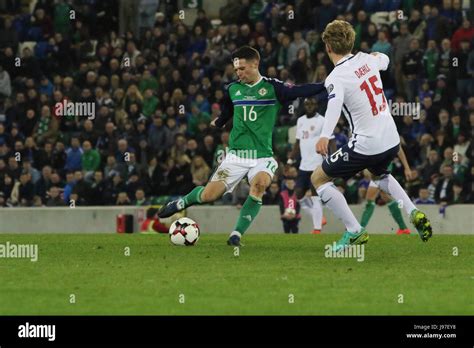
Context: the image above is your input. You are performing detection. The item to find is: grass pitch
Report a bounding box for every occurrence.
[0,233,472,315]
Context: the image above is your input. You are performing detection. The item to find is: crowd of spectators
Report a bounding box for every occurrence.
[0,0,473,208]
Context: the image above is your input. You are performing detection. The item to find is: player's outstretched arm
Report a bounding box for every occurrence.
[267,79,326,105]
[371,51,390,71]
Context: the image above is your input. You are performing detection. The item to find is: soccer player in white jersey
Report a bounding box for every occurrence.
[311,20,433,251]
[289,97,334,234]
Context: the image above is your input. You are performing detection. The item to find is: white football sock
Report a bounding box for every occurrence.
[298,196,313,210]
[316,182,361,233]
[230,231,242,238]
[377,174,416,215]
[310,196,323,230]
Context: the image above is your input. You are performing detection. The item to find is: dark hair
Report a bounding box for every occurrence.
[232,46,260,62]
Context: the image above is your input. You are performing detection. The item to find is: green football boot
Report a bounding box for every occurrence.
[410,209,433,242]
[332,228,369,252]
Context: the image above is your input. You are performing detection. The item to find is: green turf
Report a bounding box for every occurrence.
[0,234,472,315]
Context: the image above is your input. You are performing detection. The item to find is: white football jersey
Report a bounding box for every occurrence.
[324,52,400,155]
[296,114,325,171]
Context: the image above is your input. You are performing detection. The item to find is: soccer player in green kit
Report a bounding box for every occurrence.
[159,46,326,246]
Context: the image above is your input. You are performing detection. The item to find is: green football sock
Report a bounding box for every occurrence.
[233,195,262,235]
[182,186,205,207]
[388,200,408,229]
[360,200,375,227]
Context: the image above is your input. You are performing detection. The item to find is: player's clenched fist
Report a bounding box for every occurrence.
[316,137,329,156]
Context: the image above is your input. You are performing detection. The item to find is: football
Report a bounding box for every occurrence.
[169,217,200,246]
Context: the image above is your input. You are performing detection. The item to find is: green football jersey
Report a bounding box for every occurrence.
[216,76,325,159]
[228,78,280,158]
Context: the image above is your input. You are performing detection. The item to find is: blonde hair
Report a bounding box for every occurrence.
[322,20,355,55]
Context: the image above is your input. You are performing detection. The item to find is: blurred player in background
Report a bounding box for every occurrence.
[360,146,413,235]
[140,207,168,234]
[288,97,334,234]
[159,46,327,246]
[311,20,433,251]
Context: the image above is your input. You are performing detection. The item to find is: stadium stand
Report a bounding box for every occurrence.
[0,0,473,209]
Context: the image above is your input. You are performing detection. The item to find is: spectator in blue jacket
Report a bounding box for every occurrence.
[64,136,83,172]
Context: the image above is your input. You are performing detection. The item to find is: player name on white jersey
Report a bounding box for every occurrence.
[354,64,371,78]
[324,52,400,155]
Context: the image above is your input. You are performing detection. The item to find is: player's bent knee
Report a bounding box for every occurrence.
[200,189,212,203]
[201,183,224,202]
[250,182,266,196]
[311,168,328,189]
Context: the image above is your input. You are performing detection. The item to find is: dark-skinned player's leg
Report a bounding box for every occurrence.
[296,170,324,234]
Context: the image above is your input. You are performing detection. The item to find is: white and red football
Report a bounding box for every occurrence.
[168,217,200,246]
